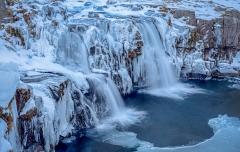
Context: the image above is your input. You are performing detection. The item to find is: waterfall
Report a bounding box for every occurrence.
[138,20,204,99]
[87,74,125,118]
[54,28,143,127]
[56,31,90,73]
[86,74,144,127]
[139,20,177,89]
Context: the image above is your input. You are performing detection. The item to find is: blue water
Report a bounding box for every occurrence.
[56,80,240,152]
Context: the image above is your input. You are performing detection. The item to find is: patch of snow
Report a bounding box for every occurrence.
[20,98,35,115]
[218,63,238,74]
[211,0,240,10]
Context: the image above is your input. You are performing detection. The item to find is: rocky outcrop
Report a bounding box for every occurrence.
[173,8,240,79]
[0,72,115,151]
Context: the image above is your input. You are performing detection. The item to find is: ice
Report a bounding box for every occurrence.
[218,63,238,74]
[137,115,240,152]
[20,98,36,115]
[137,20,204,99]
[211,0,240,10]
[0,120,12,152]
[87,74,145,126]
[87,128,153,149]
[1,0,240,151]
[208,115,240,133]
[0,63,20,108]
[56,31,90,73]
[86,115,240,152]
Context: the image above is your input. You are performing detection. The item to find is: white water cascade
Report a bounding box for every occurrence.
[139,20,177,88]
[87,74,144,126]
[56,31,90,73]
[54,29,142,127]
[87,74,124,116]
[138,20,203,99]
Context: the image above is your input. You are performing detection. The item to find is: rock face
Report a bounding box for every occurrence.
[173,8,240,79]
[0,72,119,151]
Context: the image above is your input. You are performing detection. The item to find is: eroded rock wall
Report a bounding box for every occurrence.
[173,9,240,79]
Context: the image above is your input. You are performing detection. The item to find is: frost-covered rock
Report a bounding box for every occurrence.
[174,4,240,79]
[0,70,129,151]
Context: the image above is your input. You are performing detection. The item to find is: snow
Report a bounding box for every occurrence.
[0,62,20,108]
[212,0,240,10]
[218,63,238,74]
[62,0,230,21]
[20,98,35,115]
[160,0,240,20]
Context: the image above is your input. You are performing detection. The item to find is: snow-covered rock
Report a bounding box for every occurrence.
[0,71,128,151]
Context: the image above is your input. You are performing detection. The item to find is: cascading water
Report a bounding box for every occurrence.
[55,29,142,126]
[87,74,144,126]
[138,19,204,99]
[87,74,124,118]
[139,20,177,88]
[56,31,90,73]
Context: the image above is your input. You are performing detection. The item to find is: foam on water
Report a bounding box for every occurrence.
[139,83,205,100]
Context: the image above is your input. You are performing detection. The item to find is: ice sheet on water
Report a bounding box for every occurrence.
[0,62,20,108]
[88,128,153,149]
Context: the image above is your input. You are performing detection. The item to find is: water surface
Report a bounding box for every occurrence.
[56,80,240,152]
